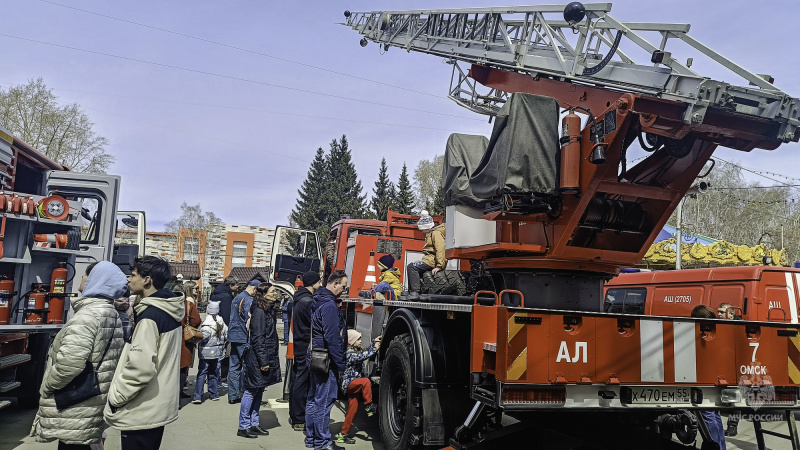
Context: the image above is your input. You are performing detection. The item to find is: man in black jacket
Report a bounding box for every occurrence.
[288,271,322,432]
[209,276,237,382]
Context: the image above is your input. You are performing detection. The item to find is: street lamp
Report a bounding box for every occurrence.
[676,182,709,270]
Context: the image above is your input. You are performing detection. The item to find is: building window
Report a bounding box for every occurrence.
[232,241,248,268]
[183,237,199,263]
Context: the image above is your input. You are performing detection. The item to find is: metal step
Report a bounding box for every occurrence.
[0,353,31,370]
[0,400,10,411]
[0,380,21,392]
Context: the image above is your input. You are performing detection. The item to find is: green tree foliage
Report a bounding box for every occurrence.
[0,78,112,173]
[290,135,368,246]
[413,155,445,211]
[290,147,328,240]
[426,185,445,217]
[370,158,395,221]
[395,163,415,215]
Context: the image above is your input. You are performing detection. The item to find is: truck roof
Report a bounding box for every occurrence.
[607,266,800,286]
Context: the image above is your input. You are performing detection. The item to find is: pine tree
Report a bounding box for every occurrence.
[426,185,445,217]
[290,147,328,235]
[370,158,395,221]
[395,163,415,215]
[322,135,368,224]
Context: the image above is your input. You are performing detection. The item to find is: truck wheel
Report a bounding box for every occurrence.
[380,333,423,450]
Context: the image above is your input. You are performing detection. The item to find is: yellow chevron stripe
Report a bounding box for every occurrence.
[789,357,800,384]
[791,335,800,351]
[508,312,528,342]
[507,347,528,380]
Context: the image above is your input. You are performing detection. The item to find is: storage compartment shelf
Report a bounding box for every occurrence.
[0,353,31,370]
[36,217,80,227]
[0,380,21,392]
[30,246,79,255]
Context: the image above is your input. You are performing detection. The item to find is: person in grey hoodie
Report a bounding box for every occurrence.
[30,261,127,450]
[104,256,185,450]
[193,301,228,403]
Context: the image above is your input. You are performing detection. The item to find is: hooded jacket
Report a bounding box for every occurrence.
[421,223,447,270]
[104,288,185,431]
[210,283,234,326]
[310,287,346,373]
[378,268,402,299]
[292,286,314,362]
[30,261,127,445]
[198,314,228,360]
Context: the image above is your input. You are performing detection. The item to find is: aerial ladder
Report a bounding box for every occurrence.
[339,3,800,449]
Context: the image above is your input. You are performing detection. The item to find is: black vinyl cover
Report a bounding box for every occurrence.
[469,93,560,199]
[442,133,490,207]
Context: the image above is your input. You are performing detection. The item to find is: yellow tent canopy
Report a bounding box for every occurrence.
[640,239,787,270]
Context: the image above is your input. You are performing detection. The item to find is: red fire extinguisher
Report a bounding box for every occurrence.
[26,290,46,325]
[0,276,14,325]
[46,263,69,324]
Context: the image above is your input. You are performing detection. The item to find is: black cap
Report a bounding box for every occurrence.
[302,271,321,287]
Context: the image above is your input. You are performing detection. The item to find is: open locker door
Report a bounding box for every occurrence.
[269,226,322,296]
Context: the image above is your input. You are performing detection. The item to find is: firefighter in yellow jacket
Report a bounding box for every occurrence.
[406,211,446,299]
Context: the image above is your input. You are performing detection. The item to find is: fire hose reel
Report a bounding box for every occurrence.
[37,195,70,221]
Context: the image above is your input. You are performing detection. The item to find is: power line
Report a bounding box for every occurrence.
[0,81,479,134]
[0,33,481,121]
[35,0,444,100]
[714,157,800,190]
[712,185,800,190]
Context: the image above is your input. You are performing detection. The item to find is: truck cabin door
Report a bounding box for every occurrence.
[762,271,799,323]
[114,211,146,273]
[269,226,322,297]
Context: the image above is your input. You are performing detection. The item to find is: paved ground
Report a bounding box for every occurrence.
[0,321,797,449]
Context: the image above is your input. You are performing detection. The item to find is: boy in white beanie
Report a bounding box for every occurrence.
[406,211,447,299]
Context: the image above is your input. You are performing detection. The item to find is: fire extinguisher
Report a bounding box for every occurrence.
[560,108,582,194]
[47,263,69,324]
[26,290,46,325]
[0,276,14,325]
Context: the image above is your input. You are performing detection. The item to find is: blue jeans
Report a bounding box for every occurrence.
[700,411,726,450]
[228,343,247,401]
[194,358,220,401]
[238,387,265,430]
[282,312,290,343]
[306,370,337,449]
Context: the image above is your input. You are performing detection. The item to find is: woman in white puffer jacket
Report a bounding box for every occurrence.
[192,301,228,403]
[30,261,127,449]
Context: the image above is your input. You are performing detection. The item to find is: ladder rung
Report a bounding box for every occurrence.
[0,380,21,392]
[0,400,11,410]
[0,353,31,370]
[759,429,790,439]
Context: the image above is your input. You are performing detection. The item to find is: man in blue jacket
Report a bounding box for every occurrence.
[209,276,237,382]
[227,279,260,404]
[306,270,348,450]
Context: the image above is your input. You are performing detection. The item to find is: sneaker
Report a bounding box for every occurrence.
[191,399,202,404]
[180,391,191,399]
[335,433,356,444]
[210,397,220,401]
[725,424,738,437]
[364,404,376,417]
[293,423,306,432]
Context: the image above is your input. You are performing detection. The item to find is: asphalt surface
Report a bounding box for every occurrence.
[1,321,797,449]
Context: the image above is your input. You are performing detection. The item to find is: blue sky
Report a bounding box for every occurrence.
[3,0,799,231]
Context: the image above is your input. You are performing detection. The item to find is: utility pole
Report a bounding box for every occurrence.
[676,183,706,270]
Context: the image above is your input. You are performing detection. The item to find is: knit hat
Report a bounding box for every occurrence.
[417,210,434,231]
[302,271,321,287]
[206,301,220,315]
[378,254,395,271]
[347,329,362,346]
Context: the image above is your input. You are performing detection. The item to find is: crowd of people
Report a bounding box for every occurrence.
[27,212,448,449]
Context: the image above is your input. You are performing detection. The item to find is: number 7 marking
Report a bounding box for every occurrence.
[750,342,760,363]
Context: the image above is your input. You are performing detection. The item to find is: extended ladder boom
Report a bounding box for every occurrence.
[344,3,798,144]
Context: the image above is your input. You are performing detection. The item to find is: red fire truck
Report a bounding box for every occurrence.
[0,124,144,410]
[303,3,800,449]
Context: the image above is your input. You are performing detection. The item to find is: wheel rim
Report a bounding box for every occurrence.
[387,368,408,439]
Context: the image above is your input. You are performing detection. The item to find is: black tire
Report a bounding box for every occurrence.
[421,270,467,296]
[379,333,423,450]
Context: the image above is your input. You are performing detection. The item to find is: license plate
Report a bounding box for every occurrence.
[630,387,691,404]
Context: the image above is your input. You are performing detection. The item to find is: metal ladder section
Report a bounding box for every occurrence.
[344,3,798,141]
[752,411,800,450]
